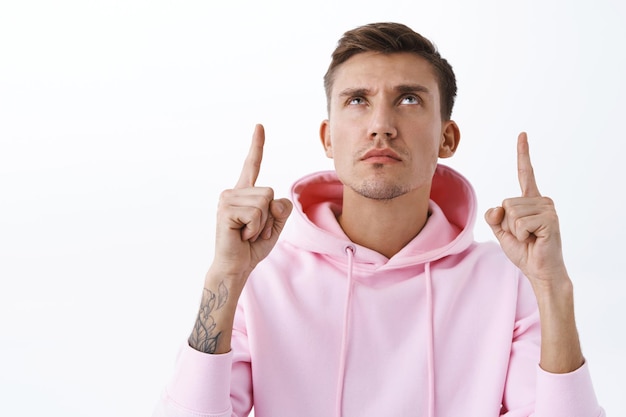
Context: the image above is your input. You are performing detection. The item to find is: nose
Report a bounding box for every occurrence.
[368,105,397,140]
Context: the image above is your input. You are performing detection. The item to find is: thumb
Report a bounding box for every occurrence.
[257,199,293,243]
[270,198,293,226]
[484,207,505,240]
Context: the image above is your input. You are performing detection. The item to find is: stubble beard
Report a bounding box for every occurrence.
[349,164,410,201]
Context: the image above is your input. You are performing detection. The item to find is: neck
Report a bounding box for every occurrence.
[338,187,431,258]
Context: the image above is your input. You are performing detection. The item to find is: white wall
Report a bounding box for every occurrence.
[1,0,624,415]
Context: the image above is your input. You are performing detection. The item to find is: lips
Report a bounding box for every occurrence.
[360,149,402,162]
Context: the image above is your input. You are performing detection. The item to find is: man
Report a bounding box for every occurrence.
[154,22,603,416]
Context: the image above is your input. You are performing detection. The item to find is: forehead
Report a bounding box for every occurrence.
[331,52,440,97]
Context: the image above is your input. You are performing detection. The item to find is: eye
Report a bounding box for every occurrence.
[400,95,420,105]
[348,97,366,105]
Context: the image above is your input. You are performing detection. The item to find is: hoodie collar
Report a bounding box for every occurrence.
[283,164,477,269]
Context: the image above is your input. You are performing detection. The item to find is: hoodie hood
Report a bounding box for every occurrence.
[283,164,477,269]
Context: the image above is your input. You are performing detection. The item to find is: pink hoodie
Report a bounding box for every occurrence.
[154,165,604,417]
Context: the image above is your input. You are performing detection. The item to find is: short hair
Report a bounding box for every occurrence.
[323,22,457,120]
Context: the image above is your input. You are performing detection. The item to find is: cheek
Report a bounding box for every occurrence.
[328,125,352,159]
[408,139,441,174]
[332,142,351,166]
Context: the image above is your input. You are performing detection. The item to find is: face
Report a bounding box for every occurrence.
[320,52,460,201]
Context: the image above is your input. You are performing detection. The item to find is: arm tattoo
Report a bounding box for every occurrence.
[188,281,229,353]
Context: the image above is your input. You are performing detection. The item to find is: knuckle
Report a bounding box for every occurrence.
[217,189,237,210]
[503,205,519,221]
[249,206,264,222]
[217,192,229,210]
[259,186,275,199]
[247,154,261,170]
[219,188,234,201]
[254,187,274,206]
[514,217,525,231]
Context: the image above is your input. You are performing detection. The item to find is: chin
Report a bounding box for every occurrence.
[352,179,409,201]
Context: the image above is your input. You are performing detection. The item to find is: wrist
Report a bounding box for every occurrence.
[530,273,573,307]
[530,274,584,373]
[206,263,250,289]
[189,270,242,355]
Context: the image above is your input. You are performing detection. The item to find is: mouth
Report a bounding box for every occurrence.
[360,149,402,163]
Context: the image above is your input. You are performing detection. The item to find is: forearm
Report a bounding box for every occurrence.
[188,268,246,355]
[532,276,584,374]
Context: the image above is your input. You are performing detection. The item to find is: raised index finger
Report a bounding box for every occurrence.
[517,132,541,197]
[235,124,265,189]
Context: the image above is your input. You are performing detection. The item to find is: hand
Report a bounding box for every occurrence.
[212,124,293,281]
[484,132,568,287]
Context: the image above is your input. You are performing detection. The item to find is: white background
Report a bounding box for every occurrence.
[1,0,624,415]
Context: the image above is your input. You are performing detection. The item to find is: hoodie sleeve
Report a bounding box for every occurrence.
[533,362,604,417]
[501,273,604,417]
[152,314,253,417]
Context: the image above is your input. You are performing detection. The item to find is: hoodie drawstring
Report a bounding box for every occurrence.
[425,262,435,417]
[335,249,435,417]
[335,244,355,417]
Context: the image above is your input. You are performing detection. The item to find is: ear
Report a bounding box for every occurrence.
[319,119,333,158]
[439,120,461,158]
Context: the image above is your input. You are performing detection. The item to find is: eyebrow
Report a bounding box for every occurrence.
[338,84,432,98]
[395,84,431,95]
[338,87,369,98]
